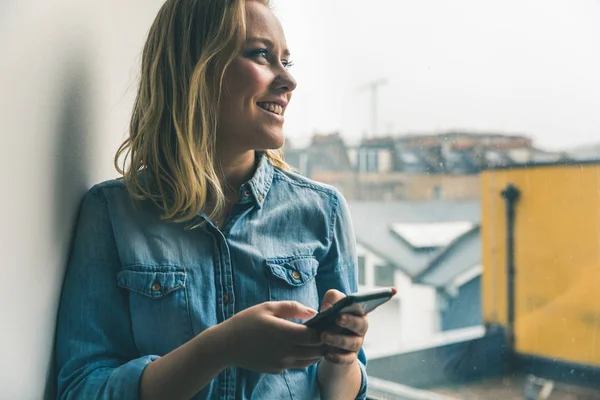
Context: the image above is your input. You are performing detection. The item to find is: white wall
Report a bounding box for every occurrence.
[356,244,439,356]
[362,296,401,355]
[398,278,440,343]
[0,1,164,398]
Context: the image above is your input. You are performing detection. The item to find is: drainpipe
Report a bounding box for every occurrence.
[501,184,520,355]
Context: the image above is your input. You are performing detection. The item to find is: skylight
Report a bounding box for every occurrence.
[390,221,475,249]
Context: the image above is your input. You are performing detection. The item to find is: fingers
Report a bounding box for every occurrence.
[291,344,328,359]
[324,350,357,365]
[285,324,323,346]
[269,301,318,320]
[267,311,323,345]
[337,314,368,336]
[320,289,346,311]
[322,331,363,353]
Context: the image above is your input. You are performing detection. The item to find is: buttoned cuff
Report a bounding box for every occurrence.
[103,355,160,399]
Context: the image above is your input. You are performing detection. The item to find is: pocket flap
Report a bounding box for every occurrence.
[117,267,186,298]
[265,256,318,287]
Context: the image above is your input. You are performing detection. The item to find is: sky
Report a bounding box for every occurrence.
[270,0,600,151]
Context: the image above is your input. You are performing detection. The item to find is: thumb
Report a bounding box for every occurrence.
[321,289,345,311]
[270,301,318,319]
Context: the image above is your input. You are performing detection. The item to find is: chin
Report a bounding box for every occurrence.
[270,136,285,149]
[257,131,285,150]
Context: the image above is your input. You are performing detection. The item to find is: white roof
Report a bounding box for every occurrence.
[390,221,475,248]
[401,152,419,163]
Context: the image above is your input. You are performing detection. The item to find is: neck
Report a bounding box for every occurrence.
[217,150,257,201]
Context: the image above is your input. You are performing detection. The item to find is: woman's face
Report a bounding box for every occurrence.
[217,1,297,155]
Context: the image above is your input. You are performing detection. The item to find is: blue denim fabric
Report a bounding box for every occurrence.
[55,153,368,399]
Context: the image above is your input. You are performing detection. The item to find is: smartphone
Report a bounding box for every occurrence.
[304,287,397,332]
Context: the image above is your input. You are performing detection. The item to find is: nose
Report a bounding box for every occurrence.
[273,67,297,93]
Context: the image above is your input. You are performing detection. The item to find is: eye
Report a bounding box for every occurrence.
[247,48,269,61]
[282,60,294,70]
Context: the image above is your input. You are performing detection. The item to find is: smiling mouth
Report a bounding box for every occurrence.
[257,102,284,116]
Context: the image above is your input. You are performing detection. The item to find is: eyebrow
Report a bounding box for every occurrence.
[246,37,291,57]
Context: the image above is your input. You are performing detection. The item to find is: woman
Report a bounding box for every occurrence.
[55,0,369,399]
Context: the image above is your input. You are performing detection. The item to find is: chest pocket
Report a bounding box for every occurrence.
[117,266,193,355]
[265,256,320,317]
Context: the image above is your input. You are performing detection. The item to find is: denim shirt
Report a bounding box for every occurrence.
[55,153,368,400]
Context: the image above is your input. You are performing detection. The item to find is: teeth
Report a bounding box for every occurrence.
[258,102,283,115]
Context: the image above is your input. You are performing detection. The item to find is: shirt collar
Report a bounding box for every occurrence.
[239,152,274,209]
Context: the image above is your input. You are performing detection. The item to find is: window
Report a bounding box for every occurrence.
[432,185,442,200]
[357,256,366,285]
[274,1,600,397]
[374,264,395,287]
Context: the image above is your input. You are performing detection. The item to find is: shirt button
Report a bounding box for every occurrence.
[291,271,301,280]
[151,281,161,292]
[223,294,229,305]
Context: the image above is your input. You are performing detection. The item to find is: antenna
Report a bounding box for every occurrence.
[355,78,388,139]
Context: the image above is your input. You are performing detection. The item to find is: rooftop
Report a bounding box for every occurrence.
[413,227,481,289]
[390,221,475,249]
[348,201,480,278]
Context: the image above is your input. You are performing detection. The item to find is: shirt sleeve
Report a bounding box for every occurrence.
[55,188,160,400]
[316,189,368,400]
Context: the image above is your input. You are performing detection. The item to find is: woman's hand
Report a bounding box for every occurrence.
[319,289,368,365]
[220,301,326,374]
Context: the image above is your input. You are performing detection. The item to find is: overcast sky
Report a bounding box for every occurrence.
[271,0,600,151]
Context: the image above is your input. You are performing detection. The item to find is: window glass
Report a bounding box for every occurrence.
[277,0,600,397]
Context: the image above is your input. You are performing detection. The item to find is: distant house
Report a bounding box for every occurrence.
[285,131,568,203]
[413,226,482,331]
[365,163,600,398]
[347,201,481,356]
[284,132,352,177]
[395,147,438,174]
[347,137,396,174]
[567,142,600,161]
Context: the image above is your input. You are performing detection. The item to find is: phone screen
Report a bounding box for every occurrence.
[337,296,392,316]
[304,287,397,331]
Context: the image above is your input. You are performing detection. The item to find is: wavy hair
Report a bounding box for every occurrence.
[115,0,290,227]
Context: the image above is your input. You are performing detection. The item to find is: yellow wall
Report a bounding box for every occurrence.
[481,164,600,367]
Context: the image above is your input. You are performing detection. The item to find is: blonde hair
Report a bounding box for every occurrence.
[115,0,290,226]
